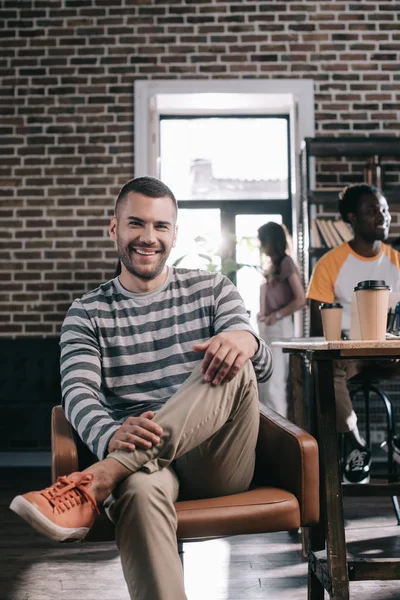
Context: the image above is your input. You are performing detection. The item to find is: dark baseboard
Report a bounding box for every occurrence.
[0,451,51,467]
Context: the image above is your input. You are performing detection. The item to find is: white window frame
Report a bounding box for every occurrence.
[134,78,314,238]
[134,80,314,338]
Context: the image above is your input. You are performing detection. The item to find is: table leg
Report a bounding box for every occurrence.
[308,568,325,600]
[289,353,311,557]
[312,358,349,600]
[307,357,326,599]
[289,353,306,429]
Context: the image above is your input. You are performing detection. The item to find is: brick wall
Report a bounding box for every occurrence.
[1,0,400,338]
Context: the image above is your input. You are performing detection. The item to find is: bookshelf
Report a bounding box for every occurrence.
[298,135,400,333]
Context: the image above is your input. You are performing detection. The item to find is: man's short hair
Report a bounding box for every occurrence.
[338,183,380,223]
[115,176,178,216]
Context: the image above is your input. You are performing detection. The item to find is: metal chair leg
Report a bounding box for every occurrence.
[363,381,371,448]
[350,382,400,524]
[369,384,400,524]
[370,385,396,478]
[391,495,400,526]
[178,541,184,569]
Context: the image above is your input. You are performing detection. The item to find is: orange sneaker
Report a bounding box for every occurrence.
[9,472,99,542]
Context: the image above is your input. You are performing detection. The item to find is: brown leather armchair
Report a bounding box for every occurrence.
[51,404,319,545]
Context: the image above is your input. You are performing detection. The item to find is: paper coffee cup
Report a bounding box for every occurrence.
[319,302,343,341]
[354,280,391,341]
[349,292,361,340]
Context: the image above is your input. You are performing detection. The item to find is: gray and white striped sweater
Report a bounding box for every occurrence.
[60,268,273,460]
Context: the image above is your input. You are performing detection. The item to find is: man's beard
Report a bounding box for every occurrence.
[365,226,390,242]
[118,243,169,281]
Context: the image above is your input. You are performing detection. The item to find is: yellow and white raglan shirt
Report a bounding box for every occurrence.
[307,242,400,333]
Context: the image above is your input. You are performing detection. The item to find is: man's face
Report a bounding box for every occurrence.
[350,193,391,242]
[109,192,177,282]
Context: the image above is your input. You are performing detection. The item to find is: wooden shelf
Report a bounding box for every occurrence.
[308,187,400,205]
[303,136,400,158]
[299,135,400,299]
[309,247,329,258]
[307,190,339,205]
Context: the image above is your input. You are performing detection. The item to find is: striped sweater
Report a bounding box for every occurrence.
[60,267,273,460]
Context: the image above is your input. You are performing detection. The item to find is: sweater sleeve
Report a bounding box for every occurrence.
[60,299,120,460]
[212,274,273,383]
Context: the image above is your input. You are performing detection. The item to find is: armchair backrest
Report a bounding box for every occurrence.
[256,405,319,525]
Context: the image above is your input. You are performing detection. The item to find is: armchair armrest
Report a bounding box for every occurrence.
[51,405,79,482]
[255,404,319,526]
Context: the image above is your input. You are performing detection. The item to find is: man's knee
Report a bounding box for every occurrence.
[115,469,178,514]
[183,356,256,390]
[334,359,361,382]
[239,358,257,386]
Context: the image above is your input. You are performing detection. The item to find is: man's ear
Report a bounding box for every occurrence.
[109,216,117,241]
[172,225,178,248]
[346,212,357,229]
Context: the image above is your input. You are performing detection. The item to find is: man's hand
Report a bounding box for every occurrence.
[192,330,258,386]
[108,411,163,453]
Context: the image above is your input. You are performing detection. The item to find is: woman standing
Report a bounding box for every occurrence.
[257,222,305,417]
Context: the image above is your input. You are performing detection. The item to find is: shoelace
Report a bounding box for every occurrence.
[348,449,367,470]
[40,473,100,515]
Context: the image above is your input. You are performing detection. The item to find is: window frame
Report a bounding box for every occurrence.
[134,78,315,261]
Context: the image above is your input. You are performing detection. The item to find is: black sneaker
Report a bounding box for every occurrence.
[343,448,371,484]
[380,436,400,465]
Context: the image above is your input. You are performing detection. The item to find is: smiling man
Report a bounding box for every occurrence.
[307,183,400,485]
[112,185,178,289]
[10,177,273,600]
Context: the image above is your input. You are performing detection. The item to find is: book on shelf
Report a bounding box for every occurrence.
[333,219,353,242]
[326,219,343,246]
[311,218,353,249]
[310,218,322,248]
[316,219,335,248]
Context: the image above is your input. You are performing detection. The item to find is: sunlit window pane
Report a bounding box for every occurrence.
[160,117,289,201]
[235,214,282,331]
[168,209,221,271]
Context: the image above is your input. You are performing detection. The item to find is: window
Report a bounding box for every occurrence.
[168,208,221,272]
[135,79,315,333]
[160,116,289,201]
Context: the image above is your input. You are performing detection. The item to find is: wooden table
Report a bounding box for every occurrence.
[274,338,400,600]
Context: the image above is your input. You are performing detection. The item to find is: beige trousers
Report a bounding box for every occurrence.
[334,359,400,433]
[334,360,360,433]
[104,360,259,600]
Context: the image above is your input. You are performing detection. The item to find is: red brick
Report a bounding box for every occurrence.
[2,1,400,337]
[0,324,23,333]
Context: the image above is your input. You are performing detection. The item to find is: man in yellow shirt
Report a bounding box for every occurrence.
[307,183,400,484]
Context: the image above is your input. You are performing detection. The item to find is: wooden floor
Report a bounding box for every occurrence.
[1,468,400,600]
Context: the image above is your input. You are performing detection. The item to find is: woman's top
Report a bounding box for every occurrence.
[259,255,300,317]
